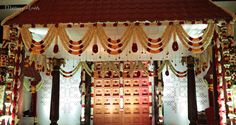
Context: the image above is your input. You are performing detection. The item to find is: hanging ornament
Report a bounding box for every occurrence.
[92,44,98,53]
[93,35,98,54]
[132,31,138,53]
[132,43,138,53]
[172,30,178,51]
[53,36,59,53]
[172,41,179,51]
[165,64,169,76]
[165,70,169,76]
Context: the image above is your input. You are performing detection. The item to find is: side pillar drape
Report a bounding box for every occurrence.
[50,58,64,125]
[187,56,198,125]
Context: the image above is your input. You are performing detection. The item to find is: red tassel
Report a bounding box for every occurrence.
[132,43,138,53]
[53,44,59,53]
[92,44,98,53]
[172,41,179,51]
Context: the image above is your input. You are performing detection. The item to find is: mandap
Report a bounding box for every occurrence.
[0,0,236,125]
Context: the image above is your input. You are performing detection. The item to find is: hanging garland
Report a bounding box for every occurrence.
[175,23,215,53]
[11,29,24,125]
[135,25,173,53]
[97,25,134,55]
[60,62,92,77]
[80,70,86,122]
[59,59,209,78]
[23,79,45,92]
[20,25,56,54]
[165,61,187,78]
[19,22,216,56]
[0,85,6,116]
[58,26,95,55]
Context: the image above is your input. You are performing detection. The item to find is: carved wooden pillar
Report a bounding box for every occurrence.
[50,58,64,125]
[84,62,92,125]
[187,56,198,125]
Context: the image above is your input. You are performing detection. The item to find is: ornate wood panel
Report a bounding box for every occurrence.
[93,62,151,125]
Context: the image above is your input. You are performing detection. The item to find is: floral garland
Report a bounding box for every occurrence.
[0,27,17,124]
[218,22,235,122]
[59,60,209,79]
[19,23,216,56]
[175,23,215,53]
[215,25,227,124]
[60,62,92,77]
[20,25,56,54]
[0,85,6,116]
[135,25,172,53]
[23,78,45,93]
[80,70,86,122]
[165,61,187,78]
[11,28,23,125]
[155,61,164,123]
[58,26,95,55]
[97,25,133,54]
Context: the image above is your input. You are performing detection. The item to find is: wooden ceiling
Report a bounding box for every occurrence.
[0,0,235,22]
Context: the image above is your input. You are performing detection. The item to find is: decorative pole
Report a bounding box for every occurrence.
[49,58,64,125]
[84,62,92,125]
[30,80,38,125]
[211,39,220,125]
[153,61,159,125]
[186,56,198,125]
[204,65,214,107]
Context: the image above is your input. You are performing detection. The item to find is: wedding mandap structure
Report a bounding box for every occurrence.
[0,0,236,125]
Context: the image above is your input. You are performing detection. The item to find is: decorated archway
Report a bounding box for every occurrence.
[0,0,235,125]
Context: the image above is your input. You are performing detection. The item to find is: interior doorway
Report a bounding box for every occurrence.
[93,61,151,125]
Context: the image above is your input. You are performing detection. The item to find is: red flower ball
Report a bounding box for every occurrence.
[53,44,59,53]
[172,41,179,51]
[92,44,98,53]
[132,43,138,53]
